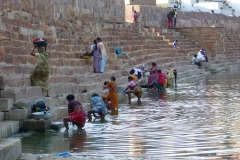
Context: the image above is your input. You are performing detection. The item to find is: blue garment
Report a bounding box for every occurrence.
[173,42,177,49]
[100,55,106,73]
[116,46,124,55]
[90,96,108,116]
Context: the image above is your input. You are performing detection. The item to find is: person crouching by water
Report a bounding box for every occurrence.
[141,70,166,91]
[124,76,142,104]
[63,94,86,130]
[144,62,158,89]
[102,76,119,110]
[30,38,50,97]
[86,93,108,121]
[192,54,202,68]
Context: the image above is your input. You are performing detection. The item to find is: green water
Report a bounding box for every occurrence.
[21,71,240,159]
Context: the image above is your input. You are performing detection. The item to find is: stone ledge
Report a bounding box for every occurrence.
[0,138,22,160]
[0,121,19,139]
[22,119,51,132]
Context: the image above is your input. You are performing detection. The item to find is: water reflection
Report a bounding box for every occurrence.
[21,71,240,159]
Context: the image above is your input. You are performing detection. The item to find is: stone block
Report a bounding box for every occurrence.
[51,107,68,121]
[9,109,30,121]
[22,119,51,132]
[0,121,20,139]
[0,138,22,160]
[0,98,13,112]
[19,154,40,160]
[0,112,4,122]
[0,76,4,90]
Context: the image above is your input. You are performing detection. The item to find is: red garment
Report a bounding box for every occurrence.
[168,19,173,29]
[158,73,166,87]
[69,110,86,127]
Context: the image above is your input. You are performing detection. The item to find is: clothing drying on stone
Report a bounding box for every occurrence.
[63,95,86,130]
[93,42,102,73]
[102,76,119,110]
[87,93,108,121]
[30,38,49,97]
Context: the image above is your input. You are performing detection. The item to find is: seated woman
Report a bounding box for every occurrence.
[124,76,142,104]
[144,62,158,87]
[80,40,96,59]
[129,69,138,82]
[87,93,108,121]
[102,76,118,110]
[63,94,86,130]
[141,70,166,91]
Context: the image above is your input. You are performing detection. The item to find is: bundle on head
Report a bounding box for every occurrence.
[33,38,48,47]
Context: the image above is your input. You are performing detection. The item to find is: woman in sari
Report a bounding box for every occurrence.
[30,38,49,97]
[102,76,118,110]
[124,76,142,104]
[93,40,102,73]
[145,62,158,85]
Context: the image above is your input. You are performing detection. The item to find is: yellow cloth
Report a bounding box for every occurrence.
[30,47,49,92]
[174,11,177,18]
[167,71,174,86]
[102,82,118,109]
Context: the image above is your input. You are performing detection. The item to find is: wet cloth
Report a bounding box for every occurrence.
[102,82,118,109]
[90,96,108,116]
[30,46,49,92]
[93,44,102,73]
[69,110,86,127]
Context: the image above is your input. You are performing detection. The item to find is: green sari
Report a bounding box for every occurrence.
[30,47,49,92]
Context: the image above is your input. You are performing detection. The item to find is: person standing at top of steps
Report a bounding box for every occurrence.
[173,40,181,49]
[173,9,177,27]
[167,12,173,29]
[132,10,140,23]
[30,38,50,97]
[63,94,86,130]
[102,76,119,110]
[97,37,107,73]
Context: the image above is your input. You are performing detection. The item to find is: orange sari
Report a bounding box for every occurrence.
[102,82,118,109]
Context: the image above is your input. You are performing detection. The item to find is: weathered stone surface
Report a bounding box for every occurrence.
[0,138,22,160]
[0,98,13,112]
[22,119,51,132]
[0,112,4,122]
[0,121,20,139]
[9,109,30,121]
[19,154,40,160]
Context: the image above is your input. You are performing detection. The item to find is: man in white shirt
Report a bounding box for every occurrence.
[97,37,107,73]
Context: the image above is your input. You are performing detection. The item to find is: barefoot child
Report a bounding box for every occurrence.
[124,76,142,104]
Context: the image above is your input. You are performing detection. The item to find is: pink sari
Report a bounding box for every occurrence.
[148,66,158,85]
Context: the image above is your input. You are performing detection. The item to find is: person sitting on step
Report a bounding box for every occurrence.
[173,40,180,49]
[81,40,96,59]
[63,94,86,130]
[192,54,202,68]
[86,93,108,121]
[124,76,142,104]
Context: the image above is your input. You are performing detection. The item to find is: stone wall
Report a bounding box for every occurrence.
[0,0,125,23]
[126,0,156,6]
[176,27,225,57]
[125,5,240,31]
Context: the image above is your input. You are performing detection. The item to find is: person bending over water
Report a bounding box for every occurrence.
[102,76,119,110]
[87,93,108,121]
[30,38,50,97]
[124,76,142,104]
[141,70,166,91]
[63,94,86,130]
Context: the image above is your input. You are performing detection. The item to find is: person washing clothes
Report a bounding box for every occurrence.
[97,37,107,73]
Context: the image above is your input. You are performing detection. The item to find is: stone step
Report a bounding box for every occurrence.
[0,138,22,160]
[0,121,19,139]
